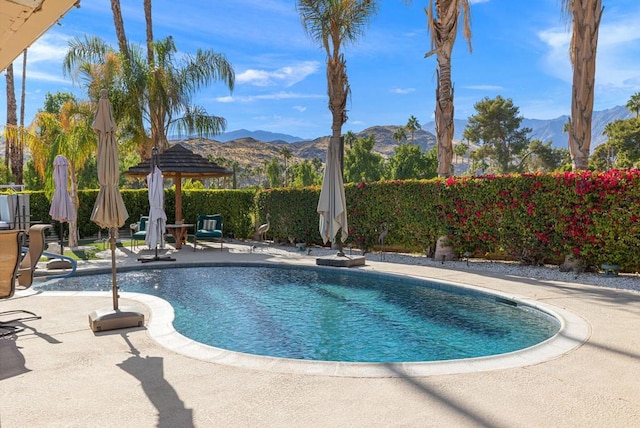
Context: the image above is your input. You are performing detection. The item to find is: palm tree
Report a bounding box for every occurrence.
[280,146,292,187]
[563,0,603,171]
[626,92,640,118]
[405,115,421,144]
[144,0,154,66]
[110,0,129,59]
[28,98,96,248]
[64,36,235,157]
[5,62,17,177]
[2,49,29,184]
[392,127,407,145]
[297,0,379,170]
[425,0,472,178]
[344,130,357,149]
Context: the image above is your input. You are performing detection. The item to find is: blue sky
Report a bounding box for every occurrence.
[3,0,640,139]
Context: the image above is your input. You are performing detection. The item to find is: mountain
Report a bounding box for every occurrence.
[173,106,631,173]
[216,129,304,143]
[424,106,632,149]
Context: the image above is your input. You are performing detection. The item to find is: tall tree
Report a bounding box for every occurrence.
[16,49,27,183]
[463,96,531,174]
[405,115,421,144]
[392,127,407,145]
[280,146,292,187]
[64,36,234,157]
[297,0,378,170]
[5,63,17,174]
[110,0,129,59]
[626,92,640,118]
[563,0,603,170]
[425,0,472,178]
[344,134,383,183]
[28,96,96,247]
[385,143,437,180]
[144,0,154,66]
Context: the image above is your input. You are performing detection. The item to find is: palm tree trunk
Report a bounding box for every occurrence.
[431,1,458,178]
[15,49,27,184]
[327,54,348,171]
[110,0,129,58]
[435,67,455,177]
[5,63,18,179]
[144,0,154,66]
[567,0,603,170]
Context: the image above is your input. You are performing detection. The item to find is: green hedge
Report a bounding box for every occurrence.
[7,169,640,271]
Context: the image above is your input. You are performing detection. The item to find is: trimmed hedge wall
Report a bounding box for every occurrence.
[6,168,640,271]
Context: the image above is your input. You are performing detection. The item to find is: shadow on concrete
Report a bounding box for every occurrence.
[0,332,29,380]
[384,364,505,428]
[117,333,194,428]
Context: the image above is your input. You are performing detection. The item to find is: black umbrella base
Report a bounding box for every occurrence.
[137,255,176,263]
[88,307,144,332]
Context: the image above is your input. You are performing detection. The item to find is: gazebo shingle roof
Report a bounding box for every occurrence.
[124,143,232,178]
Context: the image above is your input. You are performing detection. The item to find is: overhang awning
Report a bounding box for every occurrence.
[0,0,79,71]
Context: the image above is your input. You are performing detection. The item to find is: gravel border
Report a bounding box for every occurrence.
[253,243,640,294]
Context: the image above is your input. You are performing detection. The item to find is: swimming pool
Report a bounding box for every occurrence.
[39,264,560,363]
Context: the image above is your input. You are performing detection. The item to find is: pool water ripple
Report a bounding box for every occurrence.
[39,265,560,363]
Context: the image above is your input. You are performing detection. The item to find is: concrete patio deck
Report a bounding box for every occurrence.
[1,241,639,427]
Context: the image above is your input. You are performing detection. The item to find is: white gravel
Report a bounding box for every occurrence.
[251,243,640,294]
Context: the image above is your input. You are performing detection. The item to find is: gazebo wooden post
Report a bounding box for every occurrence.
[175,173,183,223]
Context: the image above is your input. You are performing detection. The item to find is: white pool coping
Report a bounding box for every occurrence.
[35,268,591,378]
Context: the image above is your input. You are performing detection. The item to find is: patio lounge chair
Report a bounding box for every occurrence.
[193,214,223,251]
[17,224,51,288]
[0,230,41,337]
[130,216,149,250]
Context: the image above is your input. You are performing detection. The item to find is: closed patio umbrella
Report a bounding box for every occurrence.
[49,155,75,254]
[88,89,143,332]
[317,136,348,253]
[139,147,174,263]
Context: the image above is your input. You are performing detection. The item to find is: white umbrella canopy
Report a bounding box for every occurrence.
[49,154,76,254]
[49,155,75,222]
[317,136,348,249]
[90,89,128,230]
[145,165,166,249]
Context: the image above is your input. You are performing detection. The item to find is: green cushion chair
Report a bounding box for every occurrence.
[130,216,149,250]
[193,214,223,251]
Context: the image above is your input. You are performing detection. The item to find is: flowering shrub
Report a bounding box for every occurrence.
[252,169,640,271]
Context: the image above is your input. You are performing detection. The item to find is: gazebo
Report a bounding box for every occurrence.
[124,143,232,223]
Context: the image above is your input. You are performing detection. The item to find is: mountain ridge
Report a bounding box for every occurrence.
[217,105,631,149]
[174,106,631,174]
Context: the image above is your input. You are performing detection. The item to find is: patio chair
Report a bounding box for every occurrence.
[130,216,149,250]
[18,224,51,288]
[0,230,41,337]
[193,214,223,251]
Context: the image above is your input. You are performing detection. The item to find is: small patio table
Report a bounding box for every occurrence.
[165,223,193,249]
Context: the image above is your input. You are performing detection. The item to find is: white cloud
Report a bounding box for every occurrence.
[215,92,324,103]
[8,33,74,83]
[236,61,321,87]
[538,9,640,92]
[28,35,69,63]
[293,106,307,112]
[391,87,415,95]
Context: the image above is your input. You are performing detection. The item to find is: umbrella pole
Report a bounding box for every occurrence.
[88,226,145,331]
[110,228,118,310]
[60,222,64,255]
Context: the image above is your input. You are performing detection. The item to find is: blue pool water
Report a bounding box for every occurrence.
[38,265,560,363]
